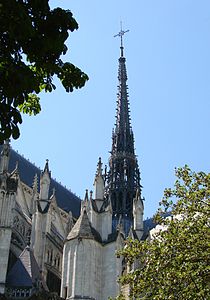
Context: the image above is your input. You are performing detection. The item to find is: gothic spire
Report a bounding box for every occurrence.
[112,26,134,155]
[105,26,142,236]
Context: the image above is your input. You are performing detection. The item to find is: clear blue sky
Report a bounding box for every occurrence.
[12,0,210,218]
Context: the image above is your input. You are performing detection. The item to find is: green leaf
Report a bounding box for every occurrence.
[0,0,88,142]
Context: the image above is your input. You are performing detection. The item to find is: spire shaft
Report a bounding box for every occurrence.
[113,29,133,155]
[105,29,142,236]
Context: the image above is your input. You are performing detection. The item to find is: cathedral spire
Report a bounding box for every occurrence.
[112,25,134,155]
[105,27,142,235]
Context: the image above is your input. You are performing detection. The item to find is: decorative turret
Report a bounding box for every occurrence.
[31,160,51,271]
[81,189,89,212]
[39,159,51,212]
[94,157,104,200]
[133,188,144,239]
[105,27,142,235]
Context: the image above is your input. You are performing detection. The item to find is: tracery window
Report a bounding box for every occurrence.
[46,248,53,265]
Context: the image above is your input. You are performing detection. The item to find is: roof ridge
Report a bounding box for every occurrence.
[11,147,80,197]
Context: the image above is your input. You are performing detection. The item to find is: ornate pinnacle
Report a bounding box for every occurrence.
[96,157,102,176]
[44,159,49,173]
[84,189,89,201]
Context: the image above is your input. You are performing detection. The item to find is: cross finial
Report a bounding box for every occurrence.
[114,22,129,57]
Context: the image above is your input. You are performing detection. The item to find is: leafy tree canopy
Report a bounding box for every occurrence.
[117,166,210,300]
[0,0,88,143]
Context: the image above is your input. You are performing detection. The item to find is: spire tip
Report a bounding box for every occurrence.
[114,23,129,57]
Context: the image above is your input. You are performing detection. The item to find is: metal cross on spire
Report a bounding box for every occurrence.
[114,22,129,57]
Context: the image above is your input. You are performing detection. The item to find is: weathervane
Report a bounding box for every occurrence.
[114,22,129,57]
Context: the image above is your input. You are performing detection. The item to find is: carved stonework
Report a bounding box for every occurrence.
[45,240,62,274]
[7,178,18,193]
[12,215,31,248]
[22,182,33,196]
[6,287,32,299]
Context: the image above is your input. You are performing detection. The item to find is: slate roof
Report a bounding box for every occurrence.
[143,217,156,232]
[143,212,172,233]
[67,210,102,242]
[0,146,81,217]
[6,246,47,289]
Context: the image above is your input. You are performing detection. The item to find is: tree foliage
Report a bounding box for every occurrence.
[117,166,210,300]
[0,0,88,143]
